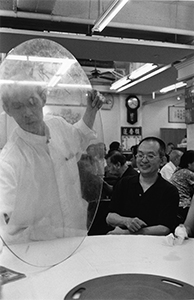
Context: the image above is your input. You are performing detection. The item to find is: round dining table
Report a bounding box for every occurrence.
[0,234,194,299]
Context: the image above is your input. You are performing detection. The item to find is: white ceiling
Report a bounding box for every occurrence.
[0,0,194,95]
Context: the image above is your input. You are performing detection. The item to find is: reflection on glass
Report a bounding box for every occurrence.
[0,39,104,267]
[78,142,106,230]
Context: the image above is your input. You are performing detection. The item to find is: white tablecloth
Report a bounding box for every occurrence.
[0,235,194,300]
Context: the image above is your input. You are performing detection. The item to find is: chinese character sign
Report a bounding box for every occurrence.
[121,127,142,151]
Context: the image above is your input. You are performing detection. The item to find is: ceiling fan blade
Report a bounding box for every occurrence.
[99,76,115,81]
[100,71,113,76]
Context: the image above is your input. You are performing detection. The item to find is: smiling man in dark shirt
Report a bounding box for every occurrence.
[106,137,179,236]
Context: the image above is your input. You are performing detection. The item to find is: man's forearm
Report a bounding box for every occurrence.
[83,107,97,129]
[135,225,170,236]
[83,90,104,129]
[106,212,131,229]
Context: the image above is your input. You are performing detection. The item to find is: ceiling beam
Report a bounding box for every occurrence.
[1,28,194,65]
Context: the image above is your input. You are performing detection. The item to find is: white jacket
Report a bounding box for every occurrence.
[0,115,96,243]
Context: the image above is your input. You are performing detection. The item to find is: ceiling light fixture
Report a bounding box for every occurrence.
[159,81,187,93]
[47,58,75,87]
[113,64,171,92]
[110,75,130,90]
[110,63,157,90]
[129,63,158,80]
[92,0,129,33]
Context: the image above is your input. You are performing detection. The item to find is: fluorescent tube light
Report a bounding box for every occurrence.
[48,58,75,87]
[92,0,129,33]
[129,63,157,80]
[110,75,131,90]
[160,81,187,93]
[110,63,157,90]
[116,65,171,92]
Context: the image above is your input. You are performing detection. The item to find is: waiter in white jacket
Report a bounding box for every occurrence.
[0,76,104,243]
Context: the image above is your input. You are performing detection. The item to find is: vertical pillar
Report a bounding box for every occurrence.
[175,57,194,150]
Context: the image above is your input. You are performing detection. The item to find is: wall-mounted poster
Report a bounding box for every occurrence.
[168,106,185,123]
[121,127,142,152]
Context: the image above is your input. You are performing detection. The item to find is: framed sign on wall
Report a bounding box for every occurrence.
[168,106,185,123]
[121,127,142,152]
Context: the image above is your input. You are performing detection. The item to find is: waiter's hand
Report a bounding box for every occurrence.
[87,90,105,111]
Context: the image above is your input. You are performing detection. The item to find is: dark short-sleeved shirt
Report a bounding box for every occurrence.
[121,165,138,178]
[109,173,179,231]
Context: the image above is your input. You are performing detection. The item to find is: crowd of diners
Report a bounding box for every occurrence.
[86,139,194,239]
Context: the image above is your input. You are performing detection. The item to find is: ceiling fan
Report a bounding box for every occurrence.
[89,67,116,81]
[78,59,125,82]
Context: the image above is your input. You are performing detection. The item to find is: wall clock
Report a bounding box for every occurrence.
[125,95,140,124]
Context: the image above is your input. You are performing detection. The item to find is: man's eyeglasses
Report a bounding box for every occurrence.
[136,153,159,161]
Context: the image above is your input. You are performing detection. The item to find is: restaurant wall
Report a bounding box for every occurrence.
[100,94,121,148]
[100,92,188,150]
[141,94,186,138]
[100,93,143,149]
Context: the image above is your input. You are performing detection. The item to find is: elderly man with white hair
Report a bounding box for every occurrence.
[160,149,183,181]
